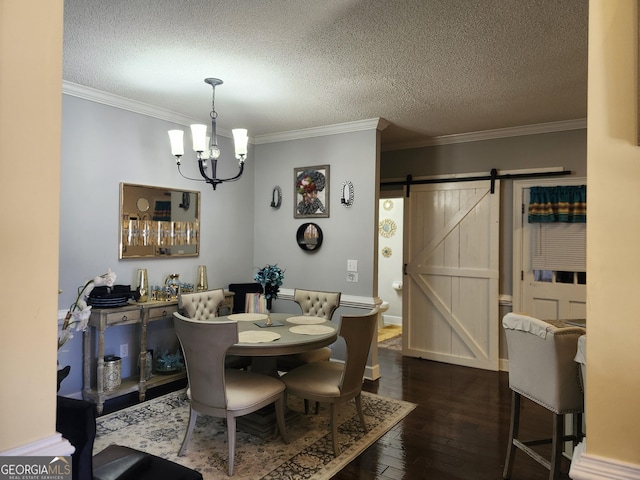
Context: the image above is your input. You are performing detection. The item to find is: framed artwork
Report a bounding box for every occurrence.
[294,165,330,218]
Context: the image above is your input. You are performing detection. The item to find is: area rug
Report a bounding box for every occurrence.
[94,389,415,479]
[378,333,402,351]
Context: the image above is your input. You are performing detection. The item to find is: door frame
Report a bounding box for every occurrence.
[512,177,587,313]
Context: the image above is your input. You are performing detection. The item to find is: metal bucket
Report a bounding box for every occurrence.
[103,355,122,392]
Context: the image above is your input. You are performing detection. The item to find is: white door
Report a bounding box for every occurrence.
[513,178,587,319]
[403,181,500,371]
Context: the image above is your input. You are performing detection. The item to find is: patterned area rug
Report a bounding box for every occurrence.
[378,334,402,351]
[94,389,415,480]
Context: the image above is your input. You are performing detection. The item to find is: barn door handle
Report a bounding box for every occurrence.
[403,263,407,275]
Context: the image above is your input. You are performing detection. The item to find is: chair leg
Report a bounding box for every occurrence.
[274,394,289,444]
[178,407,198,456]
[549,413,563,480]
[355,394,368,433]
[227,414,237,476]
[573,412,584,444]
[503,391,520,479]
[329,403,340,456]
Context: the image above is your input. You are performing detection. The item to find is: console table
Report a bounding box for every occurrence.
[83,292,234,414]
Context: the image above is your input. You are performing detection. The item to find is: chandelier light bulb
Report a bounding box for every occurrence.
[190,124,207,152]
[168,130,184,156]
[167,77,248,190]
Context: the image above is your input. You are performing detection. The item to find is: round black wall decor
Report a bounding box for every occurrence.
[296,223,323,251]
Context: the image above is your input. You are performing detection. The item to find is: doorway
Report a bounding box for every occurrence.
[377,196,403,346]
[512,178,587,318]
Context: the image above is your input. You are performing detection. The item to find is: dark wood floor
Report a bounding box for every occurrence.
[333,344,574,480]
[102,342,573,480]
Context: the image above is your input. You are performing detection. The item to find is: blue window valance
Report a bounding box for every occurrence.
[528,185,586,223]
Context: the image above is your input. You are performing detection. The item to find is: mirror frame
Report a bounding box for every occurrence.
[119,182,201,259]
[296,222,323,251]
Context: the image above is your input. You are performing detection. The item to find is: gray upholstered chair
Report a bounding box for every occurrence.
[281,307,379,456]
[179,289,250,370]
[173,313,289,476]
[178,288,225,320]
[502,313,586,480]
[276,288,341,372]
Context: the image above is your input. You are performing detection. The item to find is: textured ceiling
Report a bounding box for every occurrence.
[62,0,588,149]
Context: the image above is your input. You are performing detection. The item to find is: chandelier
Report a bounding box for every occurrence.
[168,78,248,190]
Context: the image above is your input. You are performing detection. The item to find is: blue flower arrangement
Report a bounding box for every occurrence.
[254,264,285,306]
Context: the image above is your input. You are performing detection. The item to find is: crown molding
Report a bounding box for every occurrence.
[63,81,198,125]
[252,118,390,145]
[63,81,585,149]
[382,118,587,151]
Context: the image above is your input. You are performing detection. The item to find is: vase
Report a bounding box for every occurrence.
[136,268,149,302]
[196,265,208,292]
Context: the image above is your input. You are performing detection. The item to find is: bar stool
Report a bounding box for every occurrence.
[502,313,586,480]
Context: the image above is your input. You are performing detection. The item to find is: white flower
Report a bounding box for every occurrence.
[72,305,92,332]
[94,269,116,287]
[58,269,116,349]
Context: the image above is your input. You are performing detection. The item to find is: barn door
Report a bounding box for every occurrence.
[403,181,500,371]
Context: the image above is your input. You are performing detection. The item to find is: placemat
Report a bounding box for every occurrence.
[238,330,281,343]
[289,325,335,335]
[286,315,327,325]
[228,313,268,322]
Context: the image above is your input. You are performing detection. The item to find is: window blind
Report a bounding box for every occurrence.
[531,222,586,272]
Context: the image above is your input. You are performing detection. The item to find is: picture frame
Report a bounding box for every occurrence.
[294,165,330,218]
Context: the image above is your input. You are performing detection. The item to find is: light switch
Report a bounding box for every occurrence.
[347,259,358,272]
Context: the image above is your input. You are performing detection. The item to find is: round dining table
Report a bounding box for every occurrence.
[218,312,339,376]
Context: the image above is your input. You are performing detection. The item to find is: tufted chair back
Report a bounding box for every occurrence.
[294,289,341,320]
[502,312,586,480]
[179,289,225,321]
[503,313,585,414]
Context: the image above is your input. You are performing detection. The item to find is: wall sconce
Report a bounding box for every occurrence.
[341,180,354,207]
[271,186,282,209]
[168,78,248,190]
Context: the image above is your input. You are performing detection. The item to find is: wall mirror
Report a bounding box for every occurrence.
[119,182,201,259]
[296,222,323,251]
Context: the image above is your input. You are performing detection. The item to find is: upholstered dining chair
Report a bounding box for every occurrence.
[179,289,250,370]
[275,288,342,372]
[173,313,289,476]
[281,306,379,456]
[178,288,225,320]
[502,313,586,480]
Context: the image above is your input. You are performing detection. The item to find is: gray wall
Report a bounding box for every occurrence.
[58,95,256,395]
[58,95,381,396]
[253,131,378,297]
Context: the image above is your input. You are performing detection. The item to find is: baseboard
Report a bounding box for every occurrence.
[0,433,75,457]
[382,314,401,326]
[365,363,381,381]
[570,441,640,480]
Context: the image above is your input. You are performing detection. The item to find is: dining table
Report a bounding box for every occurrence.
[213,312,339,437]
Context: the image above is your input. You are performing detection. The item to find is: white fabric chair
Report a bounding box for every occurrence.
[502,313,586,480]
[179,289,250,370]
[173,313,288,476]
[276,288,341,372]
[281,307,379,456]
[178,289,225,320]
